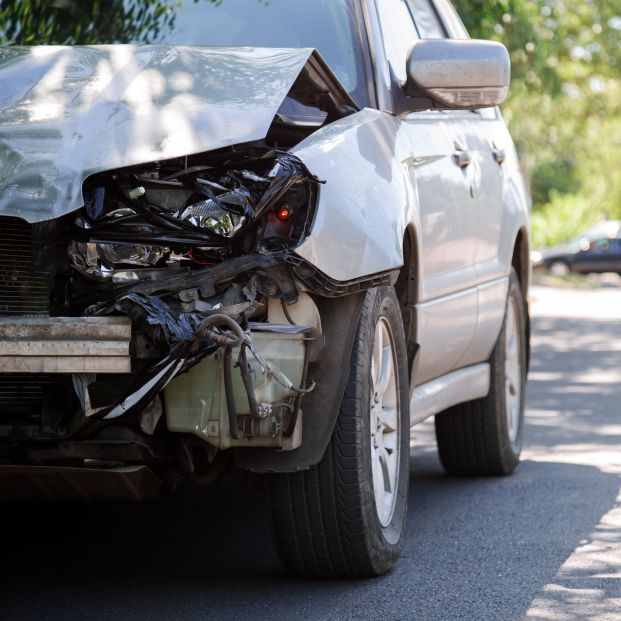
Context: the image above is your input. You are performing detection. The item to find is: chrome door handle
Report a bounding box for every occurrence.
[493,148,506,164]
[453,149,471,168]
[492,142,506,164]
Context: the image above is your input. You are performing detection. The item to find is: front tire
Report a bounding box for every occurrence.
[269,286,410,578]
[435,269,527,476]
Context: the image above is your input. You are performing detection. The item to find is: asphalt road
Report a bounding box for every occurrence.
[2,282,621,621]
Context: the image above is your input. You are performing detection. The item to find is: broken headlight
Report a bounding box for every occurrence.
[178,191,246,237]
[69,151,319,280]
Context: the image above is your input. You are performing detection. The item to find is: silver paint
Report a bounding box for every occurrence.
[0,45,313,221]
[406,39,510,108]
[0,42,530,398]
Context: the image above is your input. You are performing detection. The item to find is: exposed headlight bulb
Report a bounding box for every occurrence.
[178,191,245,237]
[277,206,293,221]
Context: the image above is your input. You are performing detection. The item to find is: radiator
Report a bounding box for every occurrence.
[0,216,49,317]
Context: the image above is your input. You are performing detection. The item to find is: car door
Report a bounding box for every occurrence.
[374,0,479,384]
[429,0,513,369]
[575,238,621,274]
[419,0,509,288]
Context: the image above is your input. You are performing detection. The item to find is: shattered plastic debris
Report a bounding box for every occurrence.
[65,150,321,423]
[178,193,245,237]
[102,357,185,421]
[72,373,106,418]
[80,291,313,423]
[116,292,207,357]
[70,151,320,281]
[139,397,164,435]
[256,152,324,218]
[85,186,105,219]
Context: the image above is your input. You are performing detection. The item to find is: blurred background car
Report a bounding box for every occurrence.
[531,220,621,276]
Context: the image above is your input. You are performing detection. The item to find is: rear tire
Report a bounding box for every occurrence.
[435,269,527,476]
[269,286,410,578]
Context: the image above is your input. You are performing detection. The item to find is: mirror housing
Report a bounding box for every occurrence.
[401,39,510,112]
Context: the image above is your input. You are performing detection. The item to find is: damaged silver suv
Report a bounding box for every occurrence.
[0,0,530,578]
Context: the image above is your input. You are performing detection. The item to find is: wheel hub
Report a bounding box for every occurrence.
[370,317,400,527]
[504,298,522,443]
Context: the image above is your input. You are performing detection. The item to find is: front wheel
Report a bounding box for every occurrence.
[435,269,527,476]
[269,286,410,578]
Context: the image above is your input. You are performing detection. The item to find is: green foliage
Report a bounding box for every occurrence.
[530,159,579,207]
[454,0,621,247]
[0,0,181,45]
[531,191,598,249]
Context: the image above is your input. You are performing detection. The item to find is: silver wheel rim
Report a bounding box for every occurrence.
[370,317,400,528]
[550,261,568,276]
[504,298,521,443]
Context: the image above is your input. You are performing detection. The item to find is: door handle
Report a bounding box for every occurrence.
[453,141,471,168]
[492,142,506,164]
[453,149,471,168]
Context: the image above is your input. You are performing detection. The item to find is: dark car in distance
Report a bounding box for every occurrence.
[532,221,621,276]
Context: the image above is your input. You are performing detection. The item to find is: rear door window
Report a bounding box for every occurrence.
[375,0,419,84]
[432,0,470,39]
[407,0,447,38]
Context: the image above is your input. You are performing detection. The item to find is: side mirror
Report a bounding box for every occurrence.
[404,39,510,111]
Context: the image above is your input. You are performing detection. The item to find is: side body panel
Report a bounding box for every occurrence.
[400,110,479,383]
[465,112,530,365]
[474,112,530,286]
[292,107,480,383]
[293,105,529,388]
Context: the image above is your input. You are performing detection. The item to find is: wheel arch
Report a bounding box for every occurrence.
[511,227,530,301]
[511,227,531,371]
[394,224,420,372]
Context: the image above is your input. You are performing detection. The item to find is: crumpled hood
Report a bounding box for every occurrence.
[0,45,315,222]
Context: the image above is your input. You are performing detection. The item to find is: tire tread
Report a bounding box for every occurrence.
[269,287,408,578]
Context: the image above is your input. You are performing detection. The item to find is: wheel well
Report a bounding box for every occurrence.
[394,229,419,370]
[511,228,529,300]
[511,228,531,370]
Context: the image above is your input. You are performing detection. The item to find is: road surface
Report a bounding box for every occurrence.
[2,283,621,620]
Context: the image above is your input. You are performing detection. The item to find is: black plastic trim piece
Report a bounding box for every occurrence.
[284,254,398,298]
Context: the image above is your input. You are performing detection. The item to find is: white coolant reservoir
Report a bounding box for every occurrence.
[164,324,313,449]
[267,291,322,333]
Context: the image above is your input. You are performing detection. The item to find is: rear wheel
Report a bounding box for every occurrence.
[269,286,410,578]
[435,269,527,476]
[549,260,569,276]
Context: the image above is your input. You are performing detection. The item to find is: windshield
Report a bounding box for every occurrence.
[0,0,366,106]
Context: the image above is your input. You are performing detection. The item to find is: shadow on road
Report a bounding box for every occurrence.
[1,457,618,621]
[526,317,621,455]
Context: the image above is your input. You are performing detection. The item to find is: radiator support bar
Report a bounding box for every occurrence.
[0,317,131,373]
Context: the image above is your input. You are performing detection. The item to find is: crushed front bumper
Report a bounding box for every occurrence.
[0,317,131,373]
